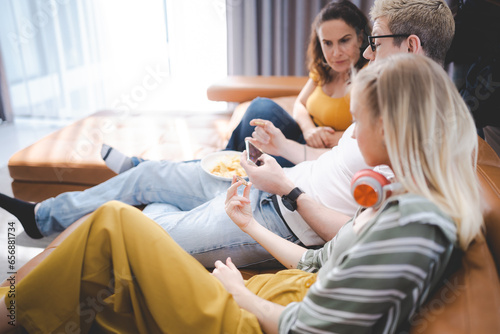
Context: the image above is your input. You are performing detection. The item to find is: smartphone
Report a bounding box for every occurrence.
[245,140,264,166]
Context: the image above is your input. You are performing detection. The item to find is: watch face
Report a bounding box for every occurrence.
[281,187,303,212]
[282,196,297,211]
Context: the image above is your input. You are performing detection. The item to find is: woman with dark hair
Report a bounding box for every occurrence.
[225,0,370,167]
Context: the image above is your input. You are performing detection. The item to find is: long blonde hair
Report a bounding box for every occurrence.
[353,54,482,250]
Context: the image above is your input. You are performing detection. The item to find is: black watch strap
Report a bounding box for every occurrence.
[281,187,304,211]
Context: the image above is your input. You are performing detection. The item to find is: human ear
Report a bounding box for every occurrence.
[357,33,364,47]
[378,116,385,137]
[407,35,421,54]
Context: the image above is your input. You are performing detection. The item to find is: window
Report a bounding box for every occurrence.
[0,0,227,119]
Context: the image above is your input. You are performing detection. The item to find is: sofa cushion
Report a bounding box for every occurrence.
[477,136,500,273]
[207,76,307,103]
[410,233,500,333]
[8,110,232,201]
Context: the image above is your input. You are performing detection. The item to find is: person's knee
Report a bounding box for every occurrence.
[134,159,160,172]
[95,200,130,216]
[248,97,276,110]
[92,201,145,232]
[244,98,280,120]
[132,160,165,181]
[250,97,273,106]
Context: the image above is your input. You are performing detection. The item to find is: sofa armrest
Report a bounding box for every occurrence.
[207,76,308,103]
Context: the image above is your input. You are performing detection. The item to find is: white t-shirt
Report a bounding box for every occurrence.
[279,124,386,246]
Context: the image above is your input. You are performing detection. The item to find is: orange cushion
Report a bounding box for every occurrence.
[410,233,500,333]
[8,110,232,186]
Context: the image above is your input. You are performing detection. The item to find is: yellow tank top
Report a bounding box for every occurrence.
[305,72,352,131]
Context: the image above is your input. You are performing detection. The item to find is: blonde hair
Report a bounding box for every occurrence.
[352,54,483,250]
[370,0,455,65]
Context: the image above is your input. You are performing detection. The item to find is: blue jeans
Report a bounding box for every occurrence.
[36,160,298,268]
[225,98,305,167]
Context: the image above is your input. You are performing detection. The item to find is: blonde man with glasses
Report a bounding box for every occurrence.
[363,0,455,65]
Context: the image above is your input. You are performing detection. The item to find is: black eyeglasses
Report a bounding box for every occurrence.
[367,34,411,52]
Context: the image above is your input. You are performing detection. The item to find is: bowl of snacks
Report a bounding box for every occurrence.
[200,151,247,181]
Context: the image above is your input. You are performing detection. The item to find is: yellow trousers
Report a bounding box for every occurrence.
[6,201,315,333]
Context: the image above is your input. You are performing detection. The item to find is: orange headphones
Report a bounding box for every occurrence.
[351,169,402,208]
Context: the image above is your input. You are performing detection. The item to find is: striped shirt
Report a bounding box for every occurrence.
[279,194,458,334]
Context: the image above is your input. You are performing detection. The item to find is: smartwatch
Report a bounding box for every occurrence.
[281,187,304,211]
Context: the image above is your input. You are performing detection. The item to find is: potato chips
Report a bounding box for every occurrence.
[210,155,247,178]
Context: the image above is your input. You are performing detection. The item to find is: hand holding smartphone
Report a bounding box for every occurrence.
[245,140,264,166]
